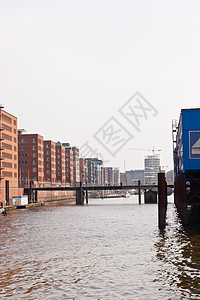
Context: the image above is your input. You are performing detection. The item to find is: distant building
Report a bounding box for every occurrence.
[0,108,18,192]
[144,155,160,184]
[18,133,44,186]
[65,148,73,185]
[56,142,66,183]
[107,167,114,185]
[126,170,144,184]
[63,144,80,183]
[114,168,120,185]
[120,172,125,184]
[92,158,103,184]
[79,158,87,184]
[102,167,108,184]
[43,140,56,183]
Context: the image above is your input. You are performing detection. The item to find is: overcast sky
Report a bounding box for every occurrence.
[1,0,200,172]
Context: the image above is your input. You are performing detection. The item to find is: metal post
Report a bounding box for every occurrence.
[138,180,141,205]
[158,173,167,228]
[5,180,9,206]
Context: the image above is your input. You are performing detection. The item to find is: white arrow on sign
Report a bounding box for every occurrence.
[192,137,200,154]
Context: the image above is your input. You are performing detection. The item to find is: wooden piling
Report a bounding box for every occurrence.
[138,180,141,205]
[76,182,84,205]
[5,180,9,206]
[29,181,32,203]
[86,189,88,204]
[158,173,167,228]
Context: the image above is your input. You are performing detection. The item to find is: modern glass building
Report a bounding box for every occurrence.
[144,155,160,184]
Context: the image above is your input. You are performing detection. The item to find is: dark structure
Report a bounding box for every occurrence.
[144,190,157,204]
[173,109,200,224]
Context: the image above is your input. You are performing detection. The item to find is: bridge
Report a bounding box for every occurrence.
[25,180,174,206]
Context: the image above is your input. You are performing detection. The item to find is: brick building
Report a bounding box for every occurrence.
[0,107,19,200]
[65,148,73,185]
[43,140,56,183]
[18,133,44,186]
[56,142,66,183]
[63,143,80,184]
[79,158,87,184]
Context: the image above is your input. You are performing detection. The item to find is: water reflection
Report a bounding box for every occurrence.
[154,204,200,298]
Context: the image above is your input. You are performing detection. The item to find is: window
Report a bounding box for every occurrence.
[25,161,27,165]
[46,151,50,155]
[24,146,27,150]
[33,176,37,181]
[22,168,24,173]
[22,176,24,181]
[22,153,24,158]
[47,157,50,162]
[18,146,20,150]
[21,139,24,143]
[19,161,21,165]
[32,138,36,143]
[57,155,60,159]
[46,144,49,148]
[25,168,27,173]
[66,158,69,162]
[33,145,36,150]
[33,153,36,158]
[19,154,21,158]
[47,163,50,168]
[25,154,27,158]
[58,172,61,176]
[22,146,24,151]
[58,166,60,170]
[33,167,37,172]
[33,160,36,165]
[47,170,50,175]
[22,161,24,165]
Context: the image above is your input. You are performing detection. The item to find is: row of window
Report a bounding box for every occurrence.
[19,160,27,165]
[19,153,27,158]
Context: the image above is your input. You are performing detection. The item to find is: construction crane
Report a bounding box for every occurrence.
[129,146,161,155]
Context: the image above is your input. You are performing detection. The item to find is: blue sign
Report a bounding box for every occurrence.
[189,131,200,159]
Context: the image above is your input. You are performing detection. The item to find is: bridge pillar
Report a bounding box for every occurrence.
[158,173,167,228]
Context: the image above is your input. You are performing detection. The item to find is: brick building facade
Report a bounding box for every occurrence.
[43,140,56,183]
[18,133,44,186]
[56,142,66,183]
[0,108,20,200]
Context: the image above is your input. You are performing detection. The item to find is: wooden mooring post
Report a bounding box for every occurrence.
[5,180,9,206]
[76,182,84,205]
[158,173,167,228]
[138,180,141,204]
[86,189,88,204]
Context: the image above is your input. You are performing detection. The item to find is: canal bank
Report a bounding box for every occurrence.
[5,196,76,211]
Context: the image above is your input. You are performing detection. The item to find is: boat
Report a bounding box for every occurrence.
[121,191,130,198]
[0,202,6,215]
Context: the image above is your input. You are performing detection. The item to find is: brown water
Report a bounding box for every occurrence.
[0,195,200,299]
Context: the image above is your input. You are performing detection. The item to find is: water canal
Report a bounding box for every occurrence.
[0,195,200,299]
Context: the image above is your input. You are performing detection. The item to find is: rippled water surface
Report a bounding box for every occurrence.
[0,195,200,299]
